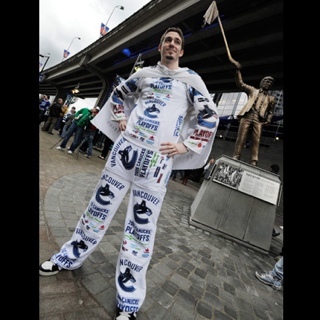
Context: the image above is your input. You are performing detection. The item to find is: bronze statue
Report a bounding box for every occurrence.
[231,61,275,166]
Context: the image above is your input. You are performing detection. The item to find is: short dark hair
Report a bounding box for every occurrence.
[159,27,185,49]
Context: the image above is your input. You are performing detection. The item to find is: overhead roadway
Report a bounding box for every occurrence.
[39,0,283,103]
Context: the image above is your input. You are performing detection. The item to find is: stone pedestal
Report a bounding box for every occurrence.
[190,155,282,253]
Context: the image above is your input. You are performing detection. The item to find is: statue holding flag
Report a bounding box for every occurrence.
[203,1,276,166]
[231,61,275,166]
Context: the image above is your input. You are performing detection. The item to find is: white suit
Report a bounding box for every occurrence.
[51,62,219,312]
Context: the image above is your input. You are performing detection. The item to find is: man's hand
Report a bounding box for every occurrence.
[118,120,127,131]
[159,142,189,158]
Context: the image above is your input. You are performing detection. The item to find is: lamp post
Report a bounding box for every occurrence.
[101,5,124,36]
[62,36,81,61]
[39,53,50,72]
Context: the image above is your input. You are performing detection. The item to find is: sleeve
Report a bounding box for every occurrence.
[235,70,255,94]
[234,69,243,88]
[109,77,140,121]
[74,109,83,120]
[182,86,219,154]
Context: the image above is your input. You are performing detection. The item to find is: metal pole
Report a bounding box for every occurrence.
[40,53,50,72]
[129,53,144,76]
[102,5,124,36]
[62,37,81,61]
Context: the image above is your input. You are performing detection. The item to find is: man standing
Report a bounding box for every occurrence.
[231,61,275,166]
[40,27,219,320]
[41,98,64,134]
[79,109,100,159]
[60,106,76,138]
[39,94,51,124]
[56,106,99,154]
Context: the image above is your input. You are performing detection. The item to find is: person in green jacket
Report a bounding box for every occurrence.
[56,106,100,154]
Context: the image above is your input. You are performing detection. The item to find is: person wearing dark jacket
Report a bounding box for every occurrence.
[41,98,64,134]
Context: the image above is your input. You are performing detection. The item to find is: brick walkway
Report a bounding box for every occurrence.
[39,126,283,320]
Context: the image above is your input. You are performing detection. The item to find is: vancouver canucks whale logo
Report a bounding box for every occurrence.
[71,240,88,258]
[133,200,152,224]
[119,145,138,170]
[117,267,136,292]
[144,104,160,118]
[197,105,216,129]
[95,183,115,205]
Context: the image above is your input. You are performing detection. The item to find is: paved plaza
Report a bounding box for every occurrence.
[39,127,283,320]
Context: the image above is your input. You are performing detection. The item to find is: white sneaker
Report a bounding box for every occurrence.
[56,146,63,150]
[255,271,282,290]
[68,150,73,154]
[114,308,137,320]
[39,260,60,276]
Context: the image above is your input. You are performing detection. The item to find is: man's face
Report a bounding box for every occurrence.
[260,77,274,90]
[158,31,184,62]
[91,108,99,115]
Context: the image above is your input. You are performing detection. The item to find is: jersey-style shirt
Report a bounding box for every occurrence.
[110,64,219,155]
[74,108,93,127]
[39,99,51,111]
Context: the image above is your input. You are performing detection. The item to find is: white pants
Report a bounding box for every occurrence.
[51,135,172,312]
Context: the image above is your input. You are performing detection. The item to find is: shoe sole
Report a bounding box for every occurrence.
[39,269,60,276]
[114,308,137,320]
[114,314,136,320]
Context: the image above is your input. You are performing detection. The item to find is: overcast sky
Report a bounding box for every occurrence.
[39,0,151,70]
[40,0,151,108]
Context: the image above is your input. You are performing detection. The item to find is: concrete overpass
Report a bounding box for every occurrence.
[39,0,283,106]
